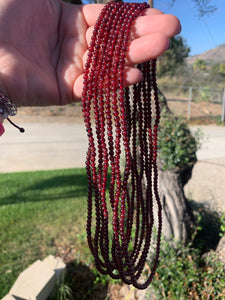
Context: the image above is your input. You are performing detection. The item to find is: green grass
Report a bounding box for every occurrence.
[0,168,89,298]
[1,168,225,299]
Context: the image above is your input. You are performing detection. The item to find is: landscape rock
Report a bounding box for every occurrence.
[216,235,225,265]
[1,294,16,300]
[42,255,66,279]
[10,260,56,300]
[1,256,66,300]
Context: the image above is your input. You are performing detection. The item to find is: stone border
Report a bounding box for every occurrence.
[2,255,66,300]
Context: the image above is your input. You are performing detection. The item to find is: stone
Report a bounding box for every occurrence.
[9,260,56,300]
[1,294,16,300]
[42,255,66,279]
[216,235,225,265]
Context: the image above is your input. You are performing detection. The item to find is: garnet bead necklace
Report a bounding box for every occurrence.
[81,1,162,289]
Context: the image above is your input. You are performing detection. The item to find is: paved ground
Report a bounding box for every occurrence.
[185,126,225,214]
[0,122,87,172]
[1,123,225,213]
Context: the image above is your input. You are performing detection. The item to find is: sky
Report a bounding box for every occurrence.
[153,0,225,56]
[122,0,225,56]
[83,0,224,56]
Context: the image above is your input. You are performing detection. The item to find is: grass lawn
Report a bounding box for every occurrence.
[0,168,90,298]
[1,168,225,299]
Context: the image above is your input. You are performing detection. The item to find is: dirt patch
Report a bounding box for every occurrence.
[15,103,84,124]
[15,98,223,126]
[167,98,223,124]
[53,241,156,300]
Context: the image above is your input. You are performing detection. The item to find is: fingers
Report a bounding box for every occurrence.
[82,4,105,27]
[84,8,181,64]
[83,30,169,67]
[132,14,181,39]
[82,4,165,27]
[75,3,182,99]
[85,13,180,46]
[73,66,143,99]
[127,32,170,64]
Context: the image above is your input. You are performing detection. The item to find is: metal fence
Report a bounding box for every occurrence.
[159,85,225,123]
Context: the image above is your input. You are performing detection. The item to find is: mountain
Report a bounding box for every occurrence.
[186,43,225,65]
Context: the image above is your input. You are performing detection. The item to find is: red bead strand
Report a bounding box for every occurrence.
[81,1,162,289]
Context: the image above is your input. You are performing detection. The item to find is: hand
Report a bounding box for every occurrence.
[0,0,180,107]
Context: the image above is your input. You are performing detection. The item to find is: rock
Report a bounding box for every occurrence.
[1,294,16,300]
[42,255,66,279]
[9,260,56,300]
[216,235,225,265]
[8,256,66,300]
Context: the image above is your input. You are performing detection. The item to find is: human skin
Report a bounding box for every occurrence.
[0,0,180,109]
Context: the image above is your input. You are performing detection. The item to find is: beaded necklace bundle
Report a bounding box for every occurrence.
[81,1,162,289]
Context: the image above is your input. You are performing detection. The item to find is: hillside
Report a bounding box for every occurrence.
[186,43,225,65]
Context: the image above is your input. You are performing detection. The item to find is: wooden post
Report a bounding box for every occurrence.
[222,89,225,123]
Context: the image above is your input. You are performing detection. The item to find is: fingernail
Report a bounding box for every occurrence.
[137,72,143,83]
[0,122,5,136]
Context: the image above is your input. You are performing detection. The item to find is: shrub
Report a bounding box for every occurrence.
[158,113,202,171]
[152,238,225,299]
[200,86,211,102]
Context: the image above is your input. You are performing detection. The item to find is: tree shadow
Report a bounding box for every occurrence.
[65,260,108,300]
[190,200,221,253]
[0,172,88,206]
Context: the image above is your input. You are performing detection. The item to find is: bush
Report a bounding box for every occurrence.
[152,238,225,299]
[200,86,211,102]
[158,113,202,171]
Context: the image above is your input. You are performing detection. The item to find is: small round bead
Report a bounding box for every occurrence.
[81,0,161,290]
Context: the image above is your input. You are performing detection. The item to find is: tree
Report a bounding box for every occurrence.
[170,0,217,17]
[157,114,202,242]
[219,64,225,77]
[193,58,207,71]
[157,35,190,77]
[191,0,217,17]
[149,0,215,243]
[81,0,217,17]
[206,63,225,86]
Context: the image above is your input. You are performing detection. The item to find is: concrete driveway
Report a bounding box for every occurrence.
[185,125,225,214]
[0,122,87,172]
[1,124,225,171]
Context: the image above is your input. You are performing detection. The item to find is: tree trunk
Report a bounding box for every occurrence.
[158,165,195,244]
[158,88,172,115]
[156,88,196,244]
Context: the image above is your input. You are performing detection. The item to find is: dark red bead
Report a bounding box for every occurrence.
[81,0,161,290]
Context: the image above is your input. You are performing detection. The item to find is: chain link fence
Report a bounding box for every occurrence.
[159,85,225,123]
